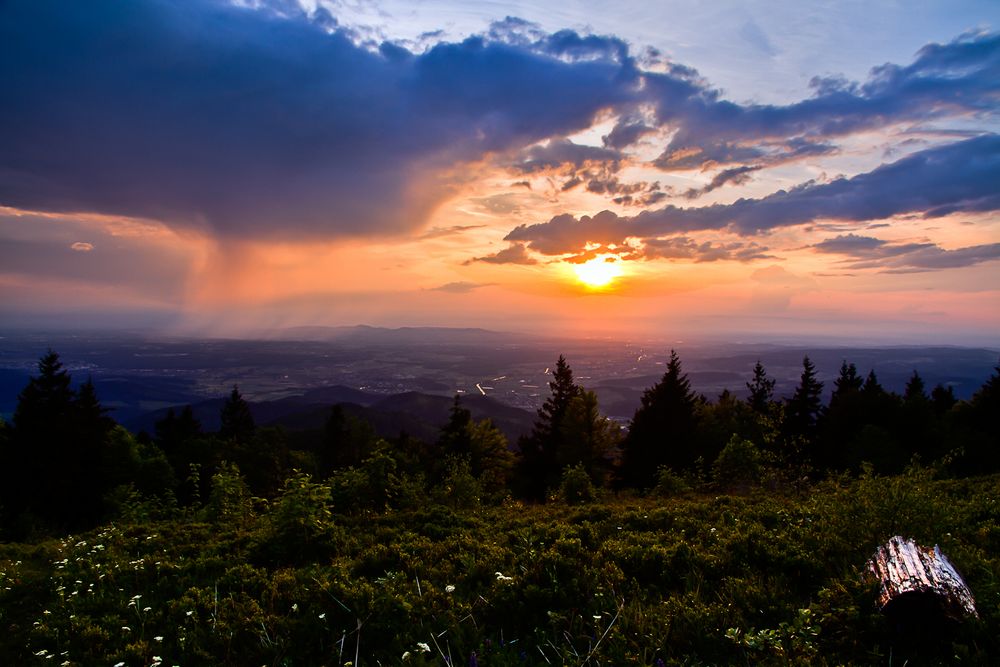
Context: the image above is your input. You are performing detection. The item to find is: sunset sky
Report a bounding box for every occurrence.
[1,0,998,344]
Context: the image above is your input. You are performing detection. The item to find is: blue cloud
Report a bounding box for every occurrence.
[505,135,1000,252]
[812,233,1000,271]
[0,0,639,239]
[2,1,997,244]
[651,30,1000,170]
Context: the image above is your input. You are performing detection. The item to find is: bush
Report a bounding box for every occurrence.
[433,456,482,509]
[330,444,400,513]
[712,435,764,489]
[265,470,332,550]
[204,462,254,525]
[652,466,692,496]
[558,463,597,504]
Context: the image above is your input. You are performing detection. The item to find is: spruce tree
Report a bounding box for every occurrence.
[560,389,620,485]
[13,349,75,431]
[784,356,823,444]
[931,383,957,415]
[746,360,776,414]
[220,385,255,441]
[438,395,473,458]
[831,361,863,404]
[7,351,115,531]
[903,371,928,405]
[959,362,1000,473]
[517,355,583,498]
[619,350,699,489]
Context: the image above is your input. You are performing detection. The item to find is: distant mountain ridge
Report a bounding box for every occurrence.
[267,325,527,346]
[127,386,536,444]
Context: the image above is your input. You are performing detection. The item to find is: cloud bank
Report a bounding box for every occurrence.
[504,134,1000,257]
[1,1,997,254]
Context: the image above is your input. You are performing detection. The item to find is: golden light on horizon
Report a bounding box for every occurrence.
[572,257,623,289]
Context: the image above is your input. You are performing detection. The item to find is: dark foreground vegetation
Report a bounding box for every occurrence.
[1,349,998,664]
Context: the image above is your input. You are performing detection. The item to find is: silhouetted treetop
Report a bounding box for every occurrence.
[220,385,255,441]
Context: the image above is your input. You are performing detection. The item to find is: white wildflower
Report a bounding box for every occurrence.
[445,585,455,593]
[153,636,164,642]
[401,652,411,661]
[417,642,431,652]
[318,613,326,619]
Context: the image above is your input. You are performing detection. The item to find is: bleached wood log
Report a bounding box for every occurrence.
[866,535,978,621]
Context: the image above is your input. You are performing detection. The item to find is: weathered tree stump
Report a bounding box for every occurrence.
[866,535,978,624]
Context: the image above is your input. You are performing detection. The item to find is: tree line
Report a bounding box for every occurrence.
[0,349,997,537]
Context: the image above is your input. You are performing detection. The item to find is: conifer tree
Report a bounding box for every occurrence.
[746,360,776,414]
[784,356,823,443]
[13,349,75,431]
[831,361,863,405]
[438,395,473,458]
[321,404,377,472]
[560,389,620,485]
[220,385,255,441]
[517,355,583,498]
[903,371,928,405]
[468,418,514,496]
[619,350,699,488]
[6,351,116,531]
[931,383,957,415]
[958,362,1000,473]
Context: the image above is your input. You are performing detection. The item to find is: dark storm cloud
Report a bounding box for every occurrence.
[505,135,1000,253]
[2,1,997,242]
[602,120,657,150]
[513,139,622,173]
[682,165,762,199]
[812,233,1000,271]
[0,1,640,240]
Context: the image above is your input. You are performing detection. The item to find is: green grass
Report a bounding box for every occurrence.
[2,471,998,666]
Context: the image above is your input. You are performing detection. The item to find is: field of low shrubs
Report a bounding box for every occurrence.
[2,465,998,666]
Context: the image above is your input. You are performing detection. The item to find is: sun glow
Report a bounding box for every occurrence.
[572,257,623,288]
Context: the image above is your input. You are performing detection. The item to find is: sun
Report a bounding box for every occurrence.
[573,257,623,289]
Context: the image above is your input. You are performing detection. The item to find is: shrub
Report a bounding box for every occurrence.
[204,462,254,525]
[265,470,332,550]
[712,435,764,489]
[434,456,482,509]
[652,466,692,496]
[558,463,597,504]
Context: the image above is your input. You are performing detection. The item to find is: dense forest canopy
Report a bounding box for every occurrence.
[1,349,998,534]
